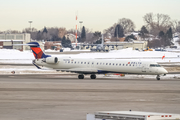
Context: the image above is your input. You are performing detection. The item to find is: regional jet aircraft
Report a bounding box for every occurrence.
[28,42,168,80]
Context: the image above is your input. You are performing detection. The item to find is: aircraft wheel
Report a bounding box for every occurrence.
[156,75,160,80]
[90,74,96,79]
[78,74,84,79]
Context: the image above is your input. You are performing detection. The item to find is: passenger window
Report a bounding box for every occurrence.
[92,62,94,65]
[81,62,83,64]
[88,62,89,64]
[71,61,73,64]
[119,64,121,66]
[123,64,124,66]
[106,63,108,65]
[126,64,128,66]
[84,62,86,64]
[116,63,118,66]
[68,61,70,63]
[97,63,98,65]
[74,61,76,64]
[109,63,111,65]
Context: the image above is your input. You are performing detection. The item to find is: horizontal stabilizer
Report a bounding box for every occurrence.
[13,44,37,46]
[13,42,40,47]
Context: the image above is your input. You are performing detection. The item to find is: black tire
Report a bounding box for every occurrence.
[90,74,96,79]
[81,75,84,79]
[78,75,84,79]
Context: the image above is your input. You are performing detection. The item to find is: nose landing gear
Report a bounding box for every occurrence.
[156,75,160,80]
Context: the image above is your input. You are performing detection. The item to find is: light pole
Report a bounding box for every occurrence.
[28,21,32,41]
[28,21,32,32]
[79,21,83,33]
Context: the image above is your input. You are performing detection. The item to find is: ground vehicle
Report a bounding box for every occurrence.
[87,111,180,120]
[143,47,153,51]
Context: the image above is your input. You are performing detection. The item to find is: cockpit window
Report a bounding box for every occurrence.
[150,64,161,67]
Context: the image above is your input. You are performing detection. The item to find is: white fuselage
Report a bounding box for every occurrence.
[34,57,168,75]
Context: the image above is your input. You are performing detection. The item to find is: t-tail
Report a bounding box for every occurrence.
[27,42,51,59]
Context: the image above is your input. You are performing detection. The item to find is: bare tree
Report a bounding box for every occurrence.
[47,27,60,41]
[103,23,116,38]
[171,20,180,33]
[143,13,172,35]
[104,18,135,38]
[92,31,101,41]
[85,28,94,43]
[117,18,135,33]
[58,28,67,39]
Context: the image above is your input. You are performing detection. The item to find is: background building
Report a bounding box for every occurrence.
[0,33,30,51]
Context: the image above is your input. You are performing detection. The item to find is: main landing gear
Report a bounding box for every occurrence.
[78,74,97,79]
[90,74,96,79]
[78,74,84,79]
[156,75,160,80]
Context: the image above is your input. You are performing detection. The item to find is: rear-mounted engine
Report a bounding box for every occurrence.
[44,57,58,64]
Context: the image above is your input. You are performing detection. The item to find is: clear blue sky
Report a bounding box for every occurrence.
[0,0,180,32]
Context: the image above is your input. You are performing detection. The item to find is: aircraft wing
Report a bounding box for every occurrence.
[57,68,99,74]
[32,62,99,74]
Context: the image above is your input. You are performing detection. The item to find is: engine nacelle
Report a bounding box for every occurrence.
[44,57,58,64]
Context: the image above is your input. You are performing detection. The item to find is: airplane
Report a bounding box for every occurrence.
[28,42,168,80]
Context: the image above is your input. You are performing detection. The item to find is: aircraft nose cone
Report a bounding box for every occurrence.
[163,68,168,74]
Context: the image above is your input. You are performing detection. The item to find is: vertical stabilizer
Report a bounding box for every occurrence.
[27,42,51,59]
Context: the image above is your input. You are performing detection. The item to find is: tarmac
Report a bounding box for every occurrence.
[0,74,180,120]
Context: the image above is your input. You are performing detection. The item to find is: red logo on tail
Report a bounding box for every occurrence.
[31,47,43,59]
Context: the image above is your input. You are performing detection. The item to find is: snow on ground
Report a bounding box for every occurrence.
[0,48,180,78]
[0,49,34,60]
[63,48,180,63]
[173,37,180,48]
[1,47,180,64]
[166,37,180,51]
[45,49,90,52]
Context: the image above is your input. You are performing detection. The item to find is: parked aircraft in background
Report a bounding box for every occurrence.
[28,42,168,80]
